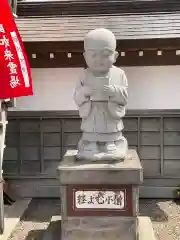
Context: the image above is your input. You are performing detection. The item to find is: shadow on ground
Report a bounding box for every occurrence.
[23,198,60,222]
[25,220,61,240]
[173,199,180,205]
[14,199,61,240]
[139,199,168,222]
[25,229,44,240]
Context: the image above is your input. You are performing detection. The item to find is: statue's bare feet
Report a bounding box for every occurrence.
[104,142,116,153]
[77,138,127,161]
[84,142,99,154]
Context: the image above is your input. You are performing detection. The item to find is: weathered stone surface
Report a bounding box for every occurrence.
[58,148,142,240]
[57,149,143,185]
[61,217,137,240]
[74,28,128,161]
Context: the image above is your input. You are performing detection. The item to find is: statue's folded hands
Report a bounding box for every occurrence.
[103,85,115,96]
[109,85,128,105]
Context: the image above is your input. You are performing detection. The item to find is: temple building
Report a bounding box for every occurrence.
[3,0,180,198]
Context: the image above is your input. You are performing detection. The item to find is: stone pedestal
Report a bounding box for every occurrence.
[57,150,143,240]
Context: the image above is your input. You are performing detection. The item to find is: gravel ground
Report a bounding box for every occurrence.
[7,199,180,240]
[140,199,180,240]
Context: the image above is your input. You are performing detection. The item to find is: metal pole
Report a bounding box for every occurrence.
[0,101,4,234]
[13,0,17,15]
[8,0,17,14]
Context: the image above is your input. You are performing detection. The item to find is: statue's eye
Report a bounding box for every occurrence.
[88,51,96,58]
[101,51,111,58]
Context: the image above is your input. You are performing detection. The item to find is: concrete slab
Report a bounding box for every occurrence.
[0,199,31,240]
[138,216,157,240]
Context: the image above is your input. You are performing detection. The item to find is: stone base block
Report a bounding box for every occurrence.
[61,217,137,240]
[57,149,143,240]
[57,150,143,185]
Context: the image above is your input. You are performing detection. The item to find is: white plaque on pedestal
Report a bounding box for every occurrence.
[74,190,125,209]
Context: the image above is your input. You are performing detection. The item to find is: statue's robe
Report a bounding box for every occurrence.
[74,66,128,142]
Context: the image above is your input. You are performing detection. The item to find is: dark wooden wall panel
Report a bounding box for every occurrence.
[20,133,40,146]
[164,160,180,175]
[43,133,61,146]
[140,132,160,145]
[3,110,180,198]
[3,162,17,174]
[21,162,41,174]
[42,119,61,132]
[123,118,138,131]
[164,132,180,145]
[164,146,180,159]
[20,147,39,161]
[4,116,155,174]
[20,120,40,132]
[17,0,180,17]
[141,159,160,176]
[140,117,160,131]
[124,132,137,145]
[139,146,160,160]
[4,148,18,161]
[164,118,180,131]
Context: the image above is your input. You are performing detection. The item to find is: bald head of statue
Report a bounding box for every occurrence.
[83,28,119,75]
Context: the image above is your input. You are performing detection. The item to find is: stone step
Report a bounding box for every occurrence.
[42,215,157,240]
[42,215,61,240]
[138,217,157,240]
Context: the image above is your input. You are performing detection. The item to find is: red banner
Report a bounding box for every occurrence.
[0,0,33,99]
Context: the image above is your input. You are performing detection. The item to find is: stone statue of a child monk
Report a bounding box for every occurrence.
[74,28,128,161]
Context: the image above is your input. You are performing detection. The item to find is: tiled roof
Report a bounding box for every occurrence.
[16,13,180,42]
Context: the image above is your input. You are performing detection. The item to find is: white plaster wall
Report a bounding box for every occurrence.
[13,66,180,111]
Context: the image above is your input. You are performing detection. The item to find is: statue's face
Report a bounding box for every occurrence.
[84,47,118,74]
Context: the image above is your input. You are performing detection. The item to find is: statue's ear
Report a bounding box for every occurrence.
[83,52,86,60]
[114,51,119,60]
